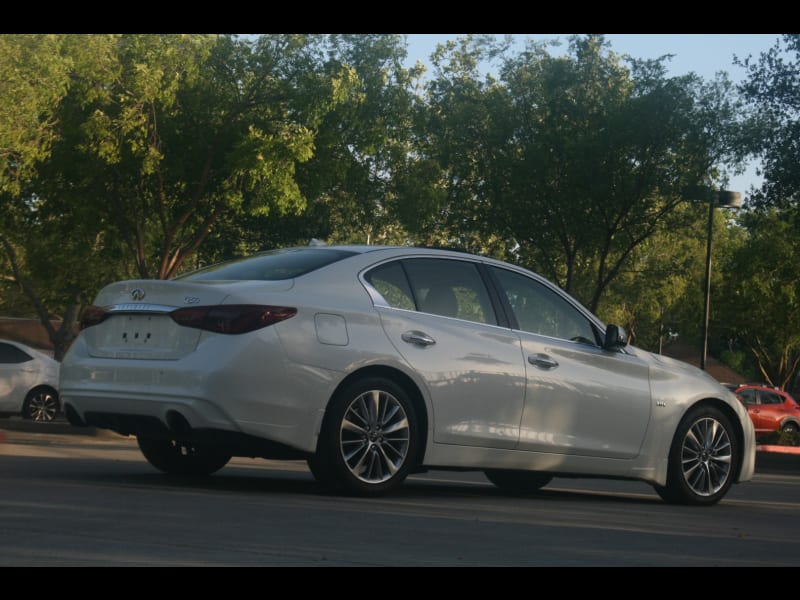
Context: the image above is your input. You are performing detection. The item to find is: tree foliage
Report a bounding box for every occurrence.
[0,34,71,196]
[405,35,742,312]
[716,209,800,389]
[736,34,800,206]
[64,34,357,280]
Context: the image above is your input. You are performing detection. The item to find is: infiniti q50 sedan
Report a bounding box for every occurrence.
[60,245,755,505]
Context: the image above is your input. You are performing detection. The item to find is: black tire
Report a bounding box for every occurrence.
[22,387,60,422]
[137,436,231,477]
[484,469,553,493]
[781,421,799,434]
[310,376,421,496]
[654,405,739,506]
[306,453,337,489]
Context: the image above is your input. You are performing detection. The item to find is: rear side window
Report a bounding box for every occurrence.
[0,343,33,364]
[178,248,357,281]
[366,258,497,325]
[364,262,416,311]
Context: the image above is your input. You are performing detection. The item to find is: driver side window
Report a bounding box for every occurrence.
[491,267,599,345]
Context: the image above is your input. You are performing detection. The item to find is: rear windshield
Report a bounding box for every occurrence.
[176,248,358,281]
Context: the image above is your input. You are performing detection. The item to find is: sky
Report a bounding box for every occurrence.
[405,33,783,201]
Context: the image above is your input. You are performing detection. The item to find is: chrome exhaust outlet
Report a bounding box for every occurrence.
[64,404,87,427]
[166,411,192,434]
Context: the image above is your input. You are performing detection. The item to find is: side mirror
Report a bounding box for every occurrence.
[604,324,628,351]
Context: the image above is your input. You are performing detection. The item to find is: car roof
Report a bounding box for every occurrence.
[304,244,488,258]
[274,244,535,273]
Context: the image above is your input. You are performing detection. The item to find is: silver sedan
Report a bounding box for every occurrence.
[60,245,755,505]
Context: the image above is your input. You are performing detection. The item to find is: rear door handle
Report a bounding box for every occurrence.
[401,330,436,346]
[529,353,558,369]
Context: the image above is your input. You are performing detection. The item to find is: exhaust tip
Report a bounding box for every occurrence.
[166,411,192,434]
[64,404,87,427]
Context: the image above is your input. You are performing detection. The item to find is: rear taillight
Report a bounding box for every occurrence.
[80,306,110,330]
[169,305,297,334]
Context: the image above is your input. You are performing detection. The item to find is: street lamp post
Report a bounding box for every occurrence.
[699,189,742,370]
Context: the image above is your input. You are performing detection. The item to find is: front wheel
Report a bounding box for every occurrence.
[655,405,739,506]
[137,436,231,477]
[310,377,420,496]
[781,421,799,434]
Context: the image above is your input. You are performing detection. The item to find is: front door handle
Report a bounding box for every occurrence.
[401,330,436,346]
[529,353,558,369]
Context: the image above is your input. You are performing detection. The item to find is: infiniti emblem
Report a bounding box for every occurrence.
[130,288,146,301]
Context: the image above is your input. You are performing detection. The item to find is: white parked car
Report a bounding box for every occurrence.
[0,339,61,421]
[60,246,755,504]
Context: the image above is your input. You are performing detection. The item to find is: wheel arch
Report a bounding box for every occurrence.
[24,384,60,406]
[780,416,800,429]
[21,385,61,420]
[324,365,429,462]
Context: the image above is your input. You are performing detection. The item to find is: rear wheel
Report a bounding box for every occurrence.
[310,377,420,496]
[22,388,59,422]
[655,405,739,506]
[781,421,799,434]
[137,436,230,477]
[484,469,553,493]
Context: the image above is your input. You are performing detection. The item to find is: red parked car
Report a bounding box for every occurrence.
[734,384,800,437]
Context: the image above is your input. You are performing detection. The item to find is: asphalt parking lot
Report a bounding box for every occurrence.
[2,419,799,566]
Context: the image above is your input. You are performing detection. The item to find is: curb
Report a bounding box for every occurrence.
[0,417,115,438]
[756,444,800,455]
[754,443,800,474]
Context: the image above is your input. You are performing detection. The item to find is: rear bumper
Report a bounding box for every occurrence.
[66,408,308,460]
[64,389,237,434]
[60,331,334,454]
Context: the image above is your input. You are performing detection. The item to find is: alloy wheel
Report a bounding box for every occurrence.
[339,389,410,484]
[680,417,732,497]
[26,391,59,422]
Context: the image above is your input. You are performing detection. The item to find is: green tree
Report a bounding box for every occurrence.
[0,34,71,196]
[499,36,743,311]
[736,34,800,206]
[294,34,420,246]
[1,34,77,356]
[716,208,800,389]
[0,35,123,358]
[598,203,707,350]
[67,34,355,279]
[408,35,743,312]
[2,34,358,357]
[399,35,516,257]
